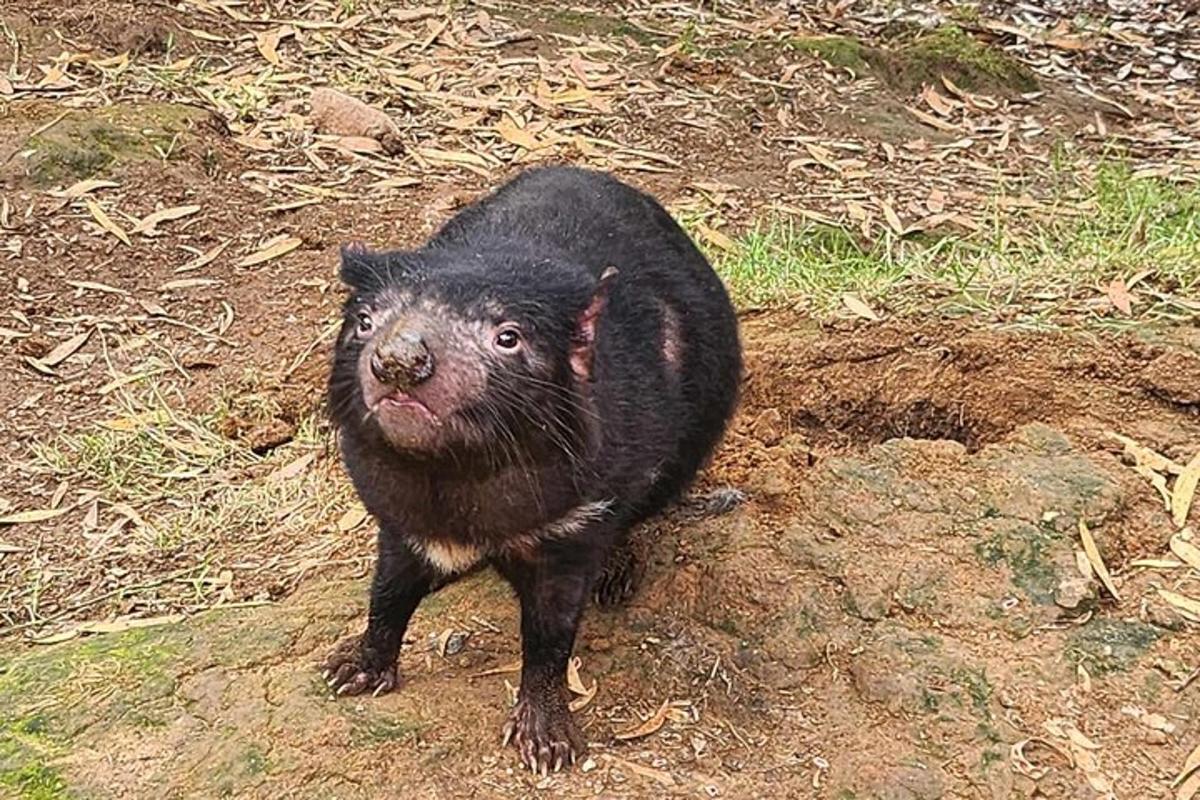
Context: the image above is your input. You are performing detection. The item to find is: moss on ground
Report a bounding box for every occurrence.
[792,25,1037,95]
[974,521,1063,605]
[1066,619,1161,674]
[792,36,871,73]
[19,103,205,187]
[0,626,184,798]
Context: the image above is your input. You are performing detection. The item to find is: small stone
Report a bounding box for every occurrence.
[1141,729,1169,745]
[750,408,785,446]
[1053,576,1097,616]
[751,468,790,502]
[581,757,597,773]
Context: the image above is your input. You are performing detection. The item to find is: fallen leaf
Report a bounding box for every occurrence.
[50,481,69,509]
[1170,531,1200,572]
[841,293,880,321]
[1108,432,1184,475]
[1180,770,1200,800]
[1106,278,1133,315]
[66,280,127,295]
[370,176,421,191]
[614,699,670,741]
[238,236,302,267]
[160,278,221,292]
[567,656,598,711]
[337,504,369,532]
[255,25,294,66]
[803,142,841,173]
[33,329,91,369]
[50,178,120,199]
[0,507,71,525]
[99,410,171,431]
[1175,742,1200,791]
[269,452,317,482]
[879,200,905,235]
[1079,520,1120,601]
[921,84,956,116]
[1046,34,1090,51]
[176,241,229,273]
[1131,558,1184,569]
[1135,463,1173,511]
[495,118,543,150]
[415,147,491,169]
[84,198,131,245]
[1173,453,1200,528]
[695,223,735,252]
[130,205,201,236]
[1157,589,1200,623]
[906,105,960,132]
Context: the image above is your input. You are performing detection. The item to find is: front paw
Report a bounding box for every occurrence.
[321,634,398,697]
[502,694,586,775]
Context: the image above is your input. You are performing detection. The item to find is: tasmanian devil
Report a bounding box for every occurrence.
[323,164,742,773]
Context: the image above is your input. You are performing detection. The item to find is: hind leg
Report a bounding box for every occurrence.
[593,536,641,607]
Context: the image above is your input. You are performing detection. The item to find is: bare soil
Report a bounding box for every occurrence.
[2,1,1199,798]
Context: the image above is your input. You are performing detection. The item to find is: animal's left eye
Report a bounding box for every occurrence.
[356,311,374,335]
[494,327,521,351]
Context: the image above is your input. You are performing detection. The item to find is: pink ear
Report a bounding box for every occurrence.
[570,267,618,381]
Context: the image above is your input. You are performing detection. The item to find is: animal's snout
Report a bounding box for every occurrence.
[370,328,435,389]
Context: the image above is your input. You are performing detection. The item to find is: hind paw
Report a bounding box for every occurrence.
[594,545,639,607]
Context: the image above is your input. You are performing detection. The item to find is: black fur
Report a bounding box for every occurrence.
[323,165,741,772]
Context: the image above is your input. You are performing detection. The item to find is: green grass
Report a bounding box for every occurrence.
[700,164,1200,317]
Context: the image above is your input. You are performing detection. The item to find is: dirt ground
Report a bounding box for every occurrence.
[2,1,1200,798]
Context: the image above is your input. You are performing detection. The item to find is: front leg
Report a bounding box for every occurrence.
[495,541,605,774]
[324,532,441,697]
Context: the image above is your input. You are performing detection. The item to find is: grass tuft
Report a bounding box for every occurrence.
[700,163,1200,317]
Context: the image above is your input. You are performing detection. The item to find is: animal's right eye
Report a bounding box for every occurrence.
[356,311,374,335]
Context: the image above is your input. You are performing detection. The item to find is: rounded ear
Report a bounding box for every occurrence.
[339,242,378,290]
[570,266,618,381]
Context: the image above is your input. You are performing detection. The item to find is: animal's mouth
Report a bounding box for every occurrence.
[372,390,439,423]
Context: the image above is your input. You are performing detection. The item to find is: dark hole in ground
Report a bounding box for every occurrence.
[790,396,999,452]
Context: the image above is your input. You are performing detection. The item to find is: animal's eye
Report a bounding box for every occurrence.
[494,327,521,351]
[356,311,374,335]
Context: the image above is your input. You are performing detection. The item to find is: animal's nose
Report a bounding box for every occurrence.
[370,329,434,389]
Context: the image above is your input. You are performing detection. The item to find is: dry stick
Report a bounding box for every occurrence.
[282,319,339,379]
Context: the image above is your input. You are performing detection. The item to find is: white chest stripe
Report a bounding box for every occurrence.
[409,500,614,575]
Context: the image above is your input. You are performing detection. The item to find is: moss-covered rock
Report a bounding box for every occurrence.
[10,103,206,187]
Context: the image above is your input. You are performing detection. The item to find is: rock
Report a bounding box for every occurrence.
[868,763,946,800]
[750,467,791,502]
[1053,576,1097,617]
[750,408,785,446]
[844,574,893,621]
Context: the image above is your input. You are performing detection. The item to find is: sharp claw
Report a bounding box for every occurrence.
[322,669,331,681]
[540,760,548,778]
[554,755,563,772]
[337,682,353,696]
[372,683,386,697]
[570,750,577,765]
[502,726,513,748]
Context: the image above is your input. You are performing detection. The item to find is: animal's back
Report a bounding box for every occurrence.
[433,166,742,522]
